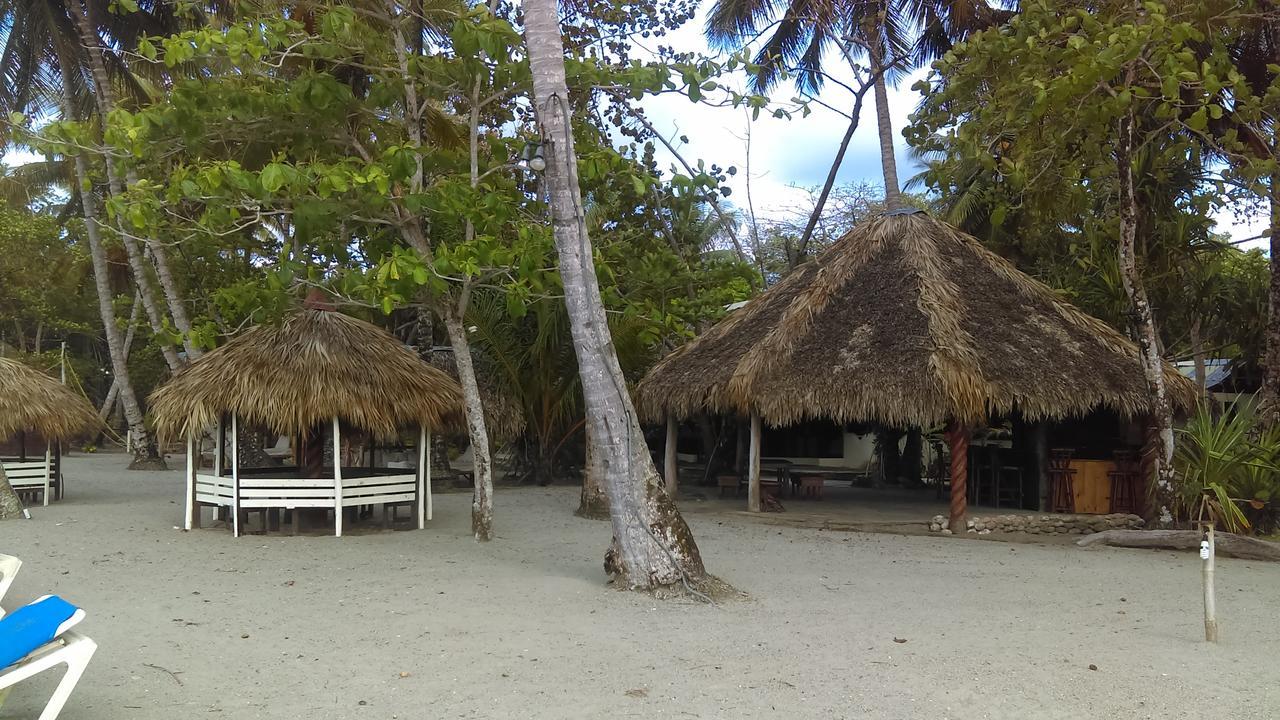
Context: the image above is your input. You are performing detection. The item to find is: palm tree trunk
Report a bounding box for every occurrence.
[1190,316,1208,399]
[1116,110,1174,525]
[524,0,713,593]
[0,464,24,520]
[68,1,192,368]
[141,211,200,359]
[1261,172,1280,426]
[869,39,902,210]
[97,287,142,424]
[65,133,165,469]
[795,82,872,260]
[442,303,495,541]
[576,432,610,519]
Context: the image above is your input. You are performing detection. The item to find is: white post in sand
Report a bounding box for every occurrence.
[333,417,343,538]
[214,415,225,478]
[42,442,52,507]
[231,413,240,537]
[417,425,428,528]
[748,412,762,513]
[184,435,195,530]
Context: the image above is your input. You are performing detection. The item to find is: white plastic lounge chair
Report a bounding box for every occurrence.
[0,595,97,720]
[264,435,292,461]
[0,554,20,618]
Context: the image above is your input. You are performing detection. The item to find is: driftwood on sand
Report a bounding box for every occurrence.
[1078,530,1280,562]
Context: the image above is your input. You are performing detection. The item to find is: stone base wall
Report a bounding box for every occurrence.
[928,513,1145,535]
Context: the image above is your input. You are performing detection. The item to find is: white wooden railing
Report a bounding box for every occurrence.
[2,459,51,506]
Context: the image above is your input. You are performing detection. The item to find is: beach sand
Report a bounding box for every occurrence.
[2,452,1277,719]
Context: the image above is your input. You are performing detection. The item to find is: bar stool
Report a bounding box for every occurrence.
[1049,448,1077,513]
[1108,450,1140,514]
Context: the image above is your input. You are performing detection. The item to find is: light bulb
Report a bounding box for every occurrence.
[528,156,546,172]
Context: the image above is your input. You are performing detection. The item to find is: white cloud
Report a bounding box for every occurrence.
[635,16,1265,247]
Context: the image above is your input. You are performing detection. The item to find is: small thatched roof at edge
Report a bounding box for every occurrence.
[0,357,100,441]
[150,305,464,441]
[637,211,1197,428]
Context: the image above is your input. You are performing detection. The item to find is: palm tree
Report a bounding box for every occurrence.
[707,0,1009,243]
[1223,15,1280,425]
[706,0,911,209]
[522,0,714,592]
[0,0,178,466]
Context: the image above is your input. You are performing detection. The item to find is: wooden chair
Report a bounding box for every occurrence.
[1048,449,1077,513]
[797,475,825,500]
[716,475,739,498]
[1108,450,1141,514]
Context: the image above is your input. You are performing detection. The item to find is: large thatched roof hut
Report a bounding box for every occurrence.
[0,357,99,506]
[151,297,464,537]
[637,210,1195,526]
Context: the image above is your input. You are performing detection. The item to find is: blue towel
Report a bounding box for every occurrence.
[0,595,79,668]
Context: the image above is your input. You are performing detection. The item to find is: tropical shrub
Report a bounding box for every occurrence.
[1173,400,1280,534]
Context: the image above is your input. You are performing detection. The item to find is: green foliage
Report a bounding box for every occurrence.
[1174,400,1280,533]
[907,0,1274,372]
[0,202,95,348]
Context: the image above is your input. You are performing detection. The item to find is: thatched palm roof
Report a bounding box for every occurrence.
[151,305,464,441]
[638,211,1196,427]
[0,357,99,441]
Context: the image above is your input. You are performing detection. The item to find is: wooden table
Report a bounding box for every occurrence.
[1067,459,1117,514]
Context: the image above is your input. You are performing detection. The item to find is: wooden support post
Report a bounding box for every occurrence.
[230,413,240,537]
[1031,422,1049,511]
[333,417,343,538]
[425,429,434,522]
[1203,524,1218,642]
[42,442,51,507]
[664,415,678,496]
[418,425,429,528]
[946,421,969,532]
[184,436,195,530]
[748,412,762,513]
[214,415,225,477]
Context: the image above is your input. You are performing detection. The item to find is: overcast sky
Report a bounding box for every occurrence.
[4,9,1269,249]
[637,12,1270,250]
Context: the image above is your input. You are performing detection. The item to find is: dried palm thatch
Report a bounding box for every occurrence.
[638,211,1197,427]
[151,306,464,442]
[0,357,99,441]
[426,351,525,442]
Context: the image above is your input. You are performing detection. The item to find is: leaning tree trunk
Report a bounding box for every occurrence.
[1261,172,1280,426]
[1190,316,1208,399]
[868,38,902,211]
[524,0,712,593]
[97,287,143,425]
[442,305,495,542]
[68,1,193,368]
[1116,110,1175,525]
[58,53,165,470]
[576,432,610,519]
[0,464,24,520]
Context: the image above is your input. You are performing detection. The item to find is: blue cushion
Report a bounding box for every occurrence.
[0,595,79,668]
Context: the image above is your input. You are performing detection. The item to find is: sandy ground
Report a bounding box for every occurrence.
[2,452,1279,720]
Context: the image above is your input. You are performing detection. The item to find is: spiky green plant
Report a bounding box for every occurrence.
[1173,400,1280,533]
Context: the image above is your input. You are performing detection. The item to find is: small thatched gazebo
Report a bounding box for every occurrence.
[637,210,1195,529]
[0,357,98,505]
[151,297,464,537]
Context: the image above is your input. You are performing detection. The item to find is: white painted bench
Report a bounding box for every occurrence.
[2,459,52,506]
[191,471,427,536]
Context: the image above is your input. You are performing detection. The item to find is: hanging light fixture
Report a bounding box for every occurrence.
[518,141,546,172]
